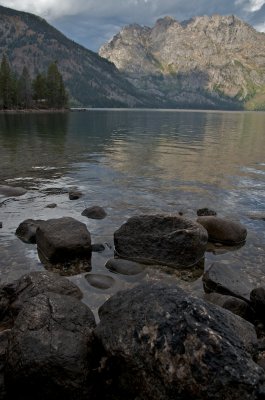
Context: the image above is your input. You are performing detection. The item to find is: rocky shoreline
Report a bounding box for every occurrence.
[1,269,265,400]
[1,185,265,399]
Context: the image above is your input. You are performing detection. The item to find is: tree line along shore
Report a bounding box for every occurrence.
[0,55,68,110]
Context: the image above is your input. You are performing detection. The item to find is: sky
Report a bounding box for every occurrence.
[0,0,265,51]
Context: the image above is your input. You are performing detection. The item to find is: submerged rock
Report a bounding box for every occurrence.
[95,282,264,400]
[91,243,105,252]
[85,274,115,289]
[105,258,145,276]
[45,203,57,208]
[36,217,91,264]
[114,214,208,268]
[0,185,26,197]
[5,292,96,400]
[203,262,255,302]
[82,206,107,220]
[69,190,82,200]
[247,212,265,221]
[197,216,247,244]
[16,219,45,244]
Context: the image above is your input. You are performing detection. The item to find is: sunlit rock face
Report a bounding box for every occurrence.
[100,15,265,110]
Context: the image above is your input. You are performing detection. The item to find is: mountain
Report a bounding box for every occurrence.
[0,5,151,107]
[99,15,265,110]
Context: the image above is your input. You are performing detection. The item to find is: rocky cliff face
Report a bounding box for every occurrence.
[99,15,265,110]
[0,5,152,107]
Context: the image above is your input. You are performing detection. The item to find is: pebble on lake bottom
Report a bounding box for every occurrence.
[85,273,115,289]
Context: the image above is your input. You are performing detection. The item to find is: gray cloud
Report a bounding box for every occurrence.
[0,0,264,50]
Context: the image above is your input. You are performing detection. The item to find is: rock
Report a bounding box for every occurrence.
[0,185,26,197]
[0,271,83,327]
[15,219,45,244]
[5,292,97,400]
[95,283,264,400]
[36,217,91,264]
[69,190,82,200]
[250,287,265,320]
[105,258,145,276]
[204,292,254,322]
[114,214,208,268]
[203,262,254,302]
[82,206,107,220]
[45,203,57,208]
[197,208,217,216]
[0,330,9,400]
[85,274,115,289]
[197,216,247,244]
[91,243,105,252]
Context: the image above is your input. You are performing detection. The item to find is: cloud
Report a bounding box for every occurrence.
[0,0,264,50]
[235,0,265,12]
[0,0,241,21]
[245,0,265,11]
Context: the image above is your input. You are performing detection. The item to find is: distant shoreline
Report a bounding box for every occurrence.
[0,108,69,114]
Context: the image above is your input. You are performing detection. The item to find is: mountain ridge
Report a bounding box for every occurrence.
[99,15,265,110]
[0,5,153,107]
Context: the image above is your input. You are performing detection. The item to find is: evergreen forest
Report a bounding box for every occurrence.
[0,55,68,110]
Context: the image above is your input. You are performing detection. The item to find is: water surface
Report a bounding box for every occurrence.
[0,110,265,315]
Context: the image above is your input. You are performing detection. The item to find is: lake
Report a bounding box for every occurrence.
[0,109,265,316]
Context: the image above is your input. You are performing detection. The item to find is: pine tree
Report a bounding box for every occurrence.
[18,66,32,108]
[0,55,15,109]
[46,62,68,108]
[32,72,47,105]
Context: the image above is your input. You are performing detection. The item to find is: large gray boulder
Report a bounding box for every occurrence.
[0,330,9,400]
[197,216,247,244]
[36,217,91,264]
[95,283,264,400]
[114,214,208,268]
[5,292,96,400]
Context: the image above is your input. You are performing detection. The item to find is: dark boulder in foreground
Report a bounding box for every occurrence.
[114,214,208,268]
[0,185,26,197]
[203,262,254,302]
[95,283,264,400]
[5,292,96,400]
[16,219,45,244]
[36,217,91,264]
[197,216,247,244]
[0,330,9,400]
[82,206,107,220]
[0,271,83,329]
[251,287,265,321]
